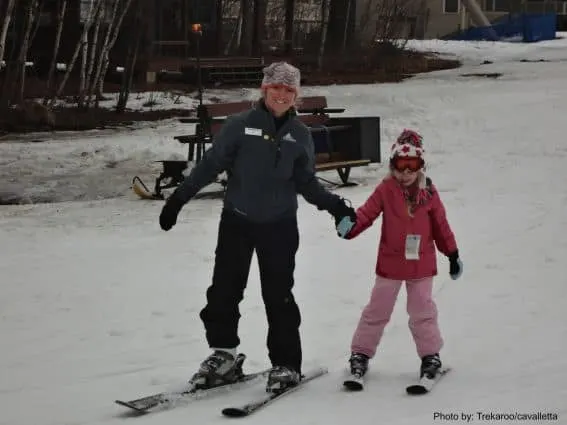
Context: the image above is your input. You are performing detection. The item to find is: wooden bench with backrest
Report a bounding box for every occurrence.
[149,96,371,198]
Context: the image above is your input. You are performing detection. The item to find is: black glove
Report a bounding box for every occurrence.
[448,250,463,280]
[159,195,184,231]
[330,198,356,224]
[330,197,357,232]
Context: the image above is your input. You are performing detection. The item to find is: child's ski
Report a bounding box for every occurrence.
[343,373,364,391]
[406,367,451,395]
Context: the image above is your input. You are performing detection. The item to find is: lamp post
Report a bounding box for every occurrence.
[191,23,208,161]
[191,23,203,107]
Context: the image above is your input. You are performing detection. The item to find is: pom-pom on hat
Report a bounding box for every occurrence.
[261,61,301,92]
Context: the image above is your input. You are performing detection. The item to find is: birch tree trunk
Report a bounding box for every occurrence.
[284,0,295,54]
[78,0,104,107]
[43,0,67,105]
[342,0,352,53]
[317,0,330,71]
[93,0,135,107]
[80,0,104,107]
[224,6,242,55]
[116,0,143,113]
[86,0,119,107]
[15,0,39,104]
[50,0,102,107]
[0,0,18,65]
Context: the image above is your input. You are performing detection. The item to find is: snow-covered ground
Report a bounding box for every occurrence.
[1,36,567,425]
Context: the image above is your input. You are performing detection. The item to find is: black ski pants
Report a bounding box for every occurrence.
[199,210,302,373]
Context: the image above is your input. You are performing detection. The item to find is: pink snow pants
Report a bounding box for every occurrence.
[350,276,443,358]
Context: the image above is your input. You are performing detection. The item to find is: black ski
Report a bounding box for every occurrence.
[115,354,269,413]
[221,367,328,418]
[406,367,451,395]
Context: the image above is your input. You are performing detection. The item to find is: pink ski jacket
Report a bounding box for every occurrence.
[346,175,457,280]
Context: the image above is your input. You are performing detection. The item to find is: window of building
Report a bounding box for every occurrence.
[444,0,460,13]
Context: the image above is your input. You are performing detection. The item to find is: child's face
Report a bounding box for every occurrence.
[391,156,423,186]
[392,168,419,186]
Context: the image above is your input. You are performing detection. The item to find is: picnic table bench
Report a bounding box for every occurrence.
[132,96,381,200]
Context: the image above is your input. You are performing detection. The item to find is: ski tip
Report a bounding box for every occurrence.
[343,380,364,391]
[115,400,149,413]
[222,407,248,417]
[406,385,428,395]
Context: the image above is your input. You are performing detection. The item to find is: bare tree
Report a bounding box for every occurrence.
[341,0,353,52]
[0,0,18,65]
[85,0,119,107]
[14,0,41,104]
[116,0,145,112]
[317,0,330,70]
[239,0,253,55]
[79,0,105,107]
[252,0,266,55]
[357,0,421,47]
[91,0,135,107]
[50,0,103,106]
[223,0,241,54]
[79,2,105,107]
[43,0,67,105]
[284,0,295,53]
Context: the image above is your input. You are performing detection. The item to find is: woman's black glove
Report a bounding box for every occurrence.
[330,198,356,225]
[159,195,185,231]
[330,198,357,238]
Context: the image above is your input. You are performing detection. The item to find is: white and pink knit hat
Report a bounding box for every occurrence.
[261,61,301,92]
[389,129,425,161]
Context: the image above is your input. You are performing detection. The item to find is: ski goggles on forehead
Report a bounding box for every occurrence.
[391,157,424,172]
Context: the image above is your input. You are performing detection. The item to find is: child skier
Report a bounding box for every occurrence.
[336,129,463,385]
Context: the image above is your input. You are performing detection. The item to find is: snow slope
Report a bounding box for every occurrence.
[1,37,567,425]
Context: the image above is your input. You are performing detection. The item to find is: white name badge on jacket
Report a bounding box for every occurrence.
[405,234,421,260]
[244,127,263,136]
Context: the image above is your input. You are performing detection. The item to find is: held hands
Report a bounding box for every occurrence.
[337,216,355,238]
[448,251,463,280]
[331,198,357,239]
[159,195,185,231]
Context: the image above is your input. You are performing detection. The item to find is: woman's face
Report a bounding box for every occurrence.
[264,85,296,116]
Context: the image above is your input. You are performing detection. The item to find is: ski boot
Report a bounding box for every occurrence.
[266,366,301,394]
[349,352,369,378]
[189,350,245,389]
[420,353,442,379]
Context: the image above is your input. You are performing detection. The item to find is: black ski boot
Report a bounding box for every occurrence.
[420,353,442,379]
[266,366,301,393]
[349,352,369,377]
[190,351,244,389]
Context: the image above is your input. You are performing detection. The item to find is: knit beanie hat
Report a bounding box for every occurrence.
[261,62,301,92]
[390,129,425,162]
[389,129,430,206]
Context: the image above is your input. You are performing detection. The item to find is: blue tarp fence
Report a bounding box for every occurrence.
[448,13,556,42]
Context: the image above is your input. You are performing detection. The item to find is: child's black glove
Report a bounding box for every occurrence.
[448,250,463,280]
[159,195,184,231]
